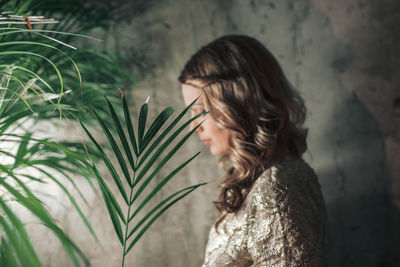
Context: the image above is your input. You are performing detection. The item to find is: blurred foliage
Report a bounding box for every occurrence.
[0,7,101,266]
[0,0,145,124]
[0,0,142,265]
[0,0,175,265]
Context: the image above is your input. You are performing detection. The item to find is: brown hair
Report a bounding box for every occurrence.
[178,35,308,228]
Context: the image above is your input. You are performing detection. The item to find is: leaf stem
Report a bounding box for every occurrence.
[121,171,136,267]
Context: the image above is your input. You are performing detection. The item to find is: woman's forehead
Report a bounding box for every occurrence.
[181,82,203,92]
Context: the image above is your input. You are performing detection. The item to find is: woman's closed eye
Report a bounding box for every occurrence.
[191,107,205,117]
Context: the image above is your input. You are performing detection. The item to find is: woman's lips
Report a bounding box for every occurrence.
[201,139,211,145]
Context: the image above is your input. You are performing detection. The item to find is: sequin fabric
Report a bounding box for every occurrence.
[202,155,327,267]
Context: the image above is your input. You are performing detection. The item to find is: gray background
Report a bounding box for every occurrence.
[30,0,400,266]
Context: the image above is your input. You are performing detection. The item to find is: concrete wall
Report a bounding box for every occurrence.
[32,0,400,266]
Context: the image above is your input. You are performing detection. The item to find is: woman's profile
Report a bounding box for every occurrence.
[179,35,327,266]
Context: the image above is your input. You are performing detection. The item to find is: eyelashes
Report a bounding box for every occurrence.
[190,108,205,117]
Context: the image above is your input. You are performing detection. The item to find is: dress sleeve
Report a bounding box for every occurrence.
[246,166,327,267]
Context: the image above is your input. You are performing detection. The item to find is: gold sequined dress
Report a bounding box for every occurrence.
[202,155,327,267]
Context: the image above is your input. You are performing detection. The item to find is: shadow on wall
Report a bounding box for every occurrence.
[318,89,400,266]
[311,1,400,266]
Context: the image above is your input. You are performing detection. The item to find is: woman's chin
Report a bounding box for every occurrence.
[209,146,219,156]
[210,147,228,156]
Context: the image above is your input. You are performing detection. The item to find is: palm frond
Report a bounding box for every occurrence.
[82,94,206,266]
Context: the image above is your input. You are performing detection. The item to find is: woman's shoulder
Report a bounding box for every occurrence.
[253,154,319,187]
[243,155,328,266]
[245,154,324,211]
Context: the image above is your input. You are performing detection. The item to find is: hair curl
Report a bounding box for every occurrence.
[178,35,308,230]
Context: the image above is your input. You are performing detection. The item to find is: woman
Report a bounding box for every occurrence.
[179,35,327,266]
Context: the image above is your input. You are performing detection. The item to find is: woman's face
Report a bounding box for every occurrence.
[181,82,231,156]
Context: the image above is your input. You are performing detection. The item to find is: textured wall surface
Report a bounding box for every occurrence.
[31,0,400,266]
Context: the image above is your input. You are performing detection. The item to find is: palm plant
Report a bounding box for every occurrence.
[0,7,102,267]
[81,94,207,266]
[1,1,204,266]
[1,0,135,125]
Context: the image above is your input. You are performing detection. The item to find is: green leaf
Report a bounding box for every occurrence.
[4,165,91,265]
[105,96,135,173]
[0,28,103,42]
[0,214,29,267]
[0,173,88,267]
[39,139,88,161]
[0,64,53,93]
[136,97,201,170]
[89,165,124,245]
[0,237,20,267]
[125,183,206,254]
[19,174,46,184]
[100,185,124,245]
[80,120,129,204]
[16,0,32,13]
[25,141,41,158]
[33,166,98,243]
[129,152,200,222]
[0,41,82,90]
[131,122,203,205]
[138,103,148,153]
[13,132,32,168]
[133,114,204,188]
[0,104,78,134]
[122,95,138,157]
[90,165,126,225]
[0,51,64,105]
[3,133,88,164]
[0,198,41,267]
[141,107,174,154]
[45,164,90,207]
[92,109,132,187]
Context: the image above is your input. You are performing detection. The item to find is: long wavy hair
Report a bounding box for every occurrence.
[178,35,308,229]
